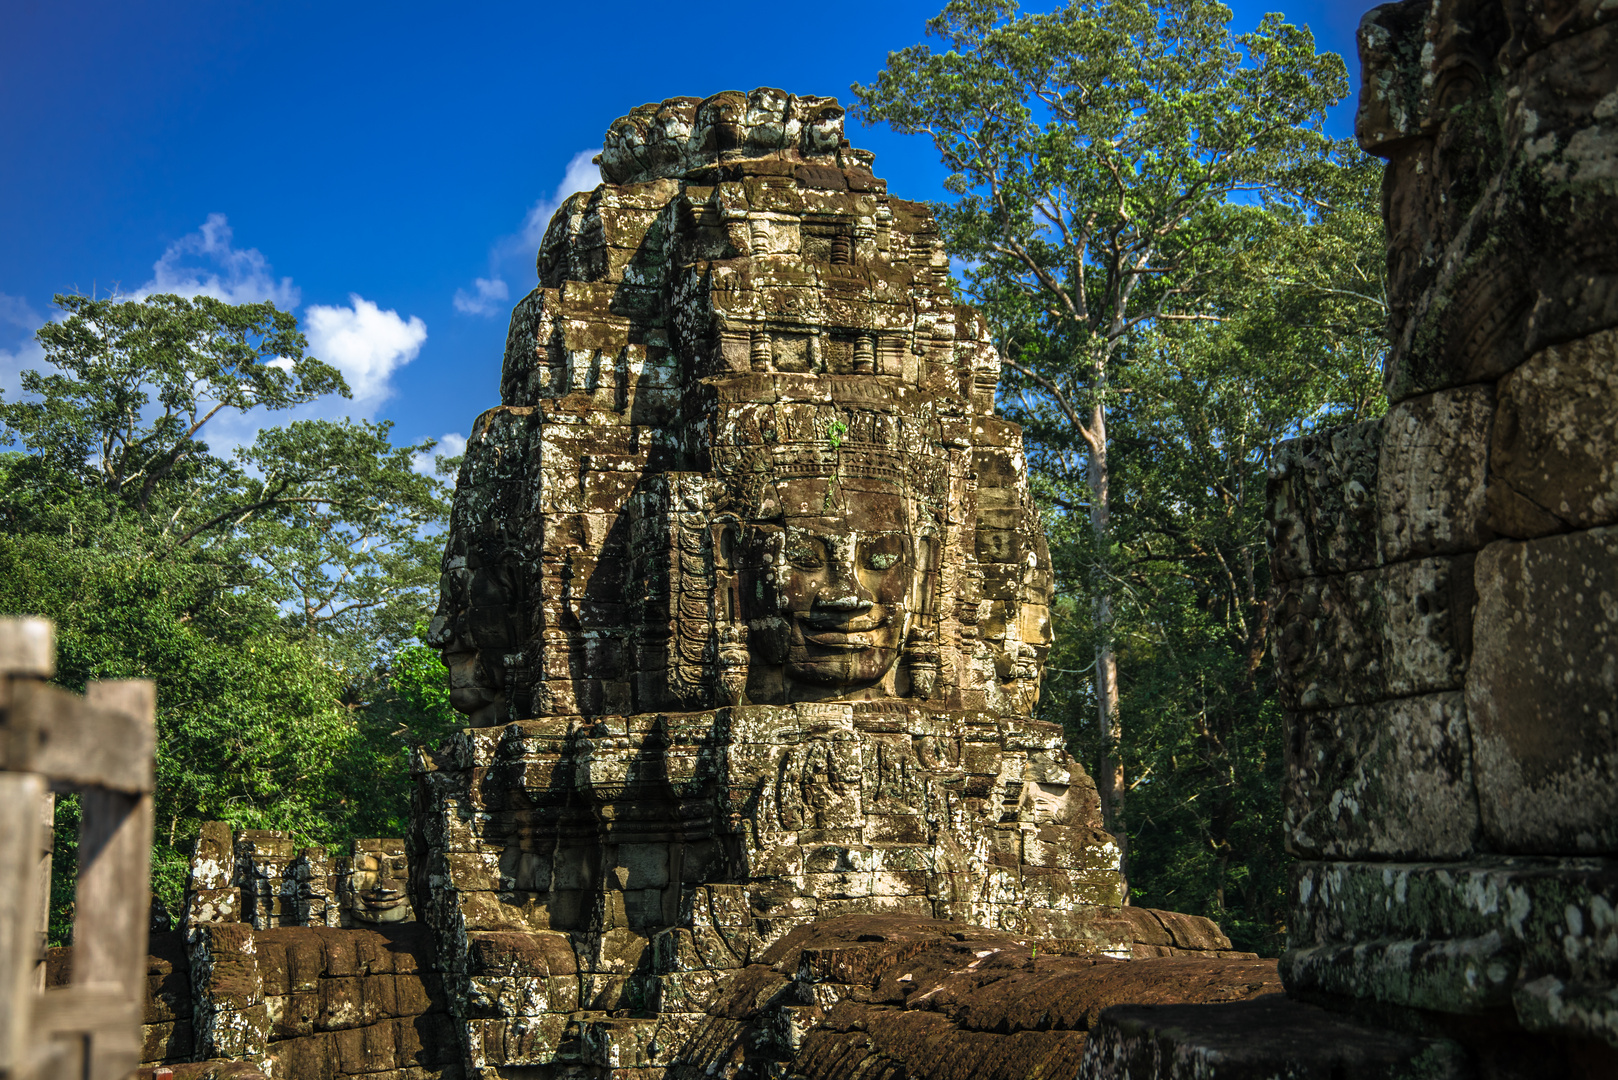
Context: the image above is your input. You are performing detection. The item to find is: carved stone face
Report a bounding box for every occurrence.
[444,647,506,725]
[757,483,920,691]
[346,851,411,924]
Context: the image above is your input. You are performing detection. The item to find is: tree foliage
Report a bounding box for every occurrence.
[857,0,1387,953]
[852,0,1358,844]
[0,293,459,939]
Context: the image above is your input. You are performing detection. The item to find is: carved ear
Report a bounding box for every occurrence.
[903,626,940,700]
[710,516,749,705]
[903,529,941,700]
[910,530,940,611]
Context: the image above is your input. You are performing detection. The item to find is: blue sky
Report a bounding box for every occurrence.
[0,0,1373,463]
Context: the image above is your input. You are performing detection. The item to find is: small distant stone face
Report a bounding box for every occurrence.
[343,838,413,925]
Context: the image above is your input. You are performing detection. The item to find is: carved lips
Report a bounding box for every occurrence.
[799,607,891,650]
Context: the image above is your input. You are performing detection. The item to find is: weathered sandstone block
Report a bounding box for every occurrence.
[1273,556,1475,711]
[1377,385,1494,562]
[1285,692,1479,860]
[1467,527,1618,853]
[1240,3,1618,1071]
[668,913,1268,1080]
[1488,328,1618,537]
[1267,420,1382,583]
[1078,997,1472,1080]
[1287,858,1618,1032]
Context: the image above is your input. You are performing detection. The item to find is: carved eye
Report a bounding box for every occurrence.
[785,535,825,570]
[861,536,905,572]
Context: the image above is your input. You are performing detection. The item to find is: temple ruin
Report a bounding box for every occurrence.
[10,1,1616,1074]
[103,88,1247,1080]
[409,86,1240,1076]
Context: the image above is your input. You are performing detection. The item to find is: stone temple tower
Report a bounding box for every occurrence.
[415,89,1222,1077]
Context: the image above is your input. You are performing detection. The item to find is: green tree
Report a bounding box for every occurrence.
[0,293,458,936]
[1,293,445,663]
[1034,192,1387,950]
[852,0,1354,848]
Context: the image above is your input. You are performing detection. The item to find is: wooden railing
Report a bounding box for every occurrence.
[0,617,156,1080]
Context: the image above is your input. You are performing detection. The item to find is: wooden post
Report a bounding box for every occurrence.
[0,620,157,1080]
[32,792,51,994]
[75,680,155,1080]
[0,618,51,1080]
[0,772,47,1078]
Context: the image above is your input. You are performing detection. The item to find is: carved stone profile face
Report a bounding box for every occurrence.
[750,481,927,692]
[443,646,506,726]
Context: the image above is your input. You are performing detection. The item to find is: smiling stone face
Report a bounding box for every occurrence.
[733,476,942,700]
[775,512,913,690]
[343,841,412,925]
[435,92,1058,722]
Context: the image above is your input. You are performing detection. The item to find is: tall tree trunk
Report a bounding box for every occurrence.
[1087,394,1126,885]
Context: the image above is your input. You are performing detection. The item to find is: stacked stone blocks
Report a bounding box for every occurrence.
[1269,0,1618,1056]
[420,88,1237,1077]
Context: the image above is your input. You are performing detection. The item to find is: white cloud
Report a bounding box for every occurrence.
[3,221,431,463]
[455,148,602,317]
[199,293,427,456]
[132,213,300,308]
[304,295,427,407]
[0,294,46,401]
[412,431,467,475]
[512,149,605,254]
[0,339,45,403]
[453,276,509,317]
[0,293,41,330]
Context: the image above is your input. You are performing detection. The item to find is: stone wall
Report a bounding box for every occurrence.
[1272,0,1618,1052]
[87,824,450,1078]
[187,923,455,1079]
[67,922,455,1079]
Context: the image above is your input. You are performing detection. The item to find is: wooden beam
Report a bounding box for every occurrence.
[0,620,53,680]
[37,983,142,1080]
[2,681,155,794]
[0,773,47,1076]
